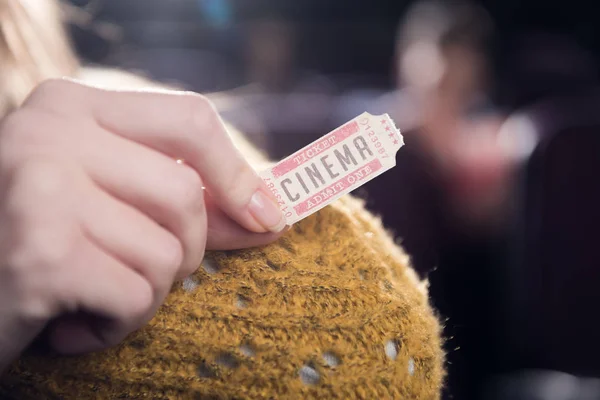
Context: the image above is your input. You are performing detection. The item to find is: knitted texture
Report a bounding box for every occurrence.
[0,196,444,399]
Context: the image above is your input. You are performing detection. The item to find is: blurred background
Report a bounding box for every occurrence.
[65,1,600,399]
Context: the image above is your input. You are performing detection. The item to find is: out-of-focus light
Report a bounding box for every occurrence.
[538,371,578,400]
[198,0,231,27]
[497,114,539,162]
[401,41,445,88]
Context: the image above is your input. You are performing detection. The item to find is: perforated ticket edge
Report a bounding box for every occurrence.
[260,112,404,226]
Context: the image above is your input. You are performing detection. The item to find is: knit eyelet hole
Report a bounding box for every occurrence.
[266,260,281,271]
[408,357,416,376]
[128,339,147,350]
[182,276,199,292]
[240,343,256,357]
[385,339,400,361]
[236,294,250,309]
[381,279,394,292]
[216,352,240,369]
[322,351,341,367]
[358,270,367,280]
[299,363,320,385]
[197,360,217,378]
[202,257,220,274]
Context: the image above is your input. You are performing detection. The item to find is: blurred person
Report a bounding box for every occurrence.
[0,0,444,398]
[365,0,505,277]
[339,0,514,231]
[362,2,522,399]
[394,0,514,228]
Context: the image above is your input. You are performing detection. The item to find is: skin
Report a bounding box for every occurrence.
[0,79,286,372]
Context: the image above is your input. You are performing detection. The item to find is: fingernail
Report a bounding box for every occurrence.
[249,190,286,233]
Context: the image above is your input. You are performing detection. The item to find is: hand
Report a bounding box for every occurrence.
[0,79,285,371]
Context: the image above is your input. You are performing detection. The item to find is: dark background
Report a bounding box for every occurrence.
[68,0,600,100]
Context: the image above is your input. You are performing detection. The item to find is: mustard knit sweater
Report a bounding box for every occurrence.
[0,194,444,399]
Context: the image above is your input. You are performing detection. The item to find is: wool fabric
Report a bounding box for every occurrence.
[0,195,444,399]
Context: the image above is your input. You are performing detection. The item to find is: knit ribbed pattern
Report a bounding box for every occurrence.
[0,196,444,399]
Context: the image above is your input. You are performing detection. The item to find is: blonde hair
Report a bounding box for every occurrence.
[0,0,79,116]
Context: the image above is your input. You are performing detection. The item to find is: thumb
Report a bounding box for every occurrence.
[204,193,285,250]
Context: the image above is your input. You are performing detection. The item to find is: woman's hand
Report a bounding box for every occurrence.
[0,79,285,370]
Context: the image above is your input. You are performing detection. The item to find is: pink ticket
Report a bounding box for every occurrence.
[260,112,404,226]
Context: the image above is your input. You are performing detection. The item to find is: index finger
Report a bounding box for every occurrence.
[87,85,286,234]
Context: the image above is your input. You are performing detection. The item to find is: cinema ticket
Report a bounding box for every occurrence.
[260,112,404,226]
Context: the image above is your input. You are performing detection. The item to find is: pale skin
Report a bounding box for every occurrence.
[0,79,286,372]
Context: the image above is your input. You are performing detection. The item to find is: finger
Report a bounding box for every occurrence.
[50,237,153,354]
[2,158,81,318]
[0,158,79,365]
[47,313,109,355]
[73,121,208,275]
[74,121,273,253]
[4,159,153,354]
[87,88,286,233]
[204,194,285,250]
[79,175,200,285]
